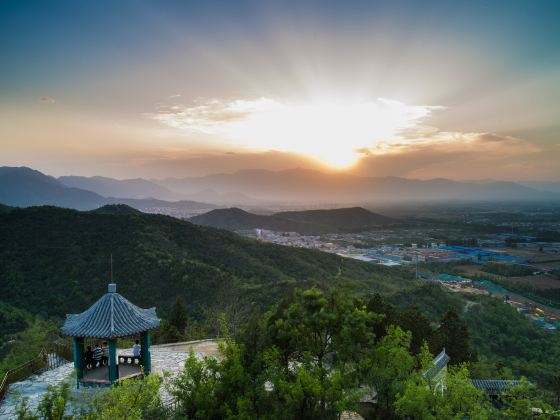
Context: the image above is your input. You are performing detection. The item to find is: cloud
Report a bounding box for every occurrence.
[352,132,542,179]
[149,98,252,132]
[39,96,55,104]
[147,97,440,167]
[370,131,537,156]
[145,96,550,180]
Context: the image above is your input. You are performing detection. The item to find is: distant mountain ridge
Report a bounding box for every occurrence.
[156,168,558,203]
[190,206,398,234]
[0,167,216,211]
[0,167,107,210]
[58,175,180,200]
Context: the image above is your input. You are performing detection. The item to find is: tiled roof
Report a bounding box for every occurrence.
[60,284,160,338]
[471,379,521,395]
[424,348,450,379]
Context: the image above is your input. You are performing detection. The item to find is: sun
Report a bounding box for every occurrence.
[151,97,436,168]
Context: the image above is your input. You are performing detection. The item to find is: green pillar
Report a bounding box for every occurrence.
[73,337,84,387]
[109,339,118,384]
[141,331,151,375]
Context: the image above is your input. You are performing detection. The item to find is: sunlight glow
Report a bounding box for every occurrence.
[150,97,438,168]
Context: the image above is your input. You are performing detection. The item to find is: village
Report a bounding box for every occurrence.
[240,227,560,332]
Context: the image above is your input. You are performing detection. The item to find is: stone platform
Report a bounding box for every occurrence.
[0,340,219,419]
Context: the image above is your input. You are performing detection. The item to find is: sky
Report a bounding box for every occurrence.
[1,0,559,180]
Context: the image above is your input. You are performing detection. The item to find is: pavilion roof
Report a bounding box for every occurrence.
[61,284,160,338]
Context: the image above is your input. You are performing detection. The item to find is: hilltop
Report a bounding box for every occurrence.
[190,206,398,234]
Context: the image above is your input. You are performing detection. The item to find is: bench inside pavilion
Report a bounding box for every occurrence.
[61,283,160,387]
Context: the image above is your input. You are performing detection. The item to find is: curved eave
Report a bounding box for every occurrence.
[61,323,160,339]
[60,293,161,338]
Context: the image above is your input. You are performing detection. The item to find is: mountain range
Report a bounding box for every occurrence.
[1,167,558,213]
[190,206,398,234]
[0,167,215,212]
[58,175,180,200]
[58,175,257,205]
[157,168,558,203]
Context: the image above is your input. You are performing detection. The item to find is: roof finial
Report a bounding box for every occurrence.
[108,254,116,293]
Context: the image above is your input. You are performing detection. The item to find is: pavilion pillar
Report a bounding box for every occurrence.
[73,337,84,387]
[109,339,118,384]
[141,331,151,375]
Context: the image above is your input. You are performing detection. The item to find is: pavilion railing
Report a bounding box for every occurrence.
[0,342,73,403]
[0,349,47,403]
[46,343,74,369]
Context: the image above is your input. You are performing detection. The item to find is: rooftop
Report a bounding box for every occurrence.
[60,283,160,338]
[424,348,450,379]
[471,379,522,396]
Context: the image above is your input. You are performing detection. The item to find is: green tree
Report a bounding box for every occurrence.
[397,305,435,354]
[394,344,440,419]
[469,356,514,380]
[501,379,554,419]
[363,325,415,416]
[550,374,560,407]
[87,373,164,419]
[437,309,471,365]
[436,365,494,419]
[169,352,222,419]
[1,320,59,379]
[395,356,494,419]
[366,293,395,339]
[169,297,188,335]
[16,382,78,420]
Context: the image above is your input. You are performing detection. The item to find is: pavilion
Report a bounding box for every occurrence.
[61,283,160,388]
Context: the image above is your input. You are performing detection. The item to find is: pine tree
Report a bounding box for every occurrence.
[398,305,435,354]
[437,309,471,364]
[169,297,188,334]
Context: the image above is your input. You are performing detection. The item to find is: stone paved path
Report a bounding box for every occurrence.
[0,341,218,419]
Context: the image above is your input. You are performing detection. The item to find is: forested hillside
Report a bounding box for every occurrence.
[387,283,560,390]
[0,205,411,327]
[190,206,398,234]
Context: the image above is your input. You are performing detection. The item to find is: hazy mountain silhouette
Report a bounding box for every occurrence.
[3,167,556,212]
[158,168,555,203]
[59,175,180,200]
[0,167,216,211]
[0,167,107,210]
